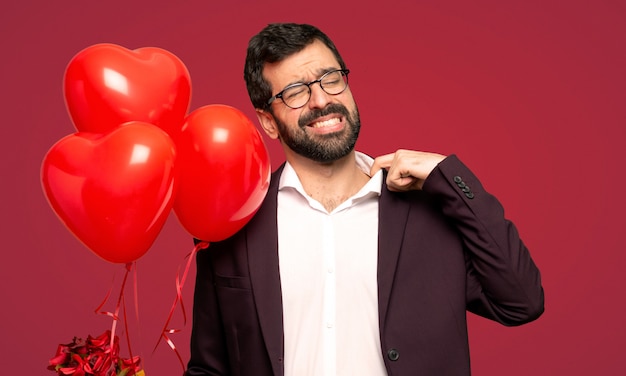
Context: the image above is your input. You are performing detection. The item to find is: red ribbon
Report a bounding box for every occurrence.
[94,262,140,374]
[154,241,210,371]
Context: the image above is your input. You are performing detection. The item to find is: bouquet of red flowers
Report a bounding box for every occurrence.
[48,330,144,376]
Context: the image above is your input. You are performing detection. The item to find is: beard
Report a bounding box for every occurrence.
[273,103,361,163]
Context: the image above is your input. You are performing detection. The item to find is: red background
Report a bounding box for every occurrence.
[2,0,624,374]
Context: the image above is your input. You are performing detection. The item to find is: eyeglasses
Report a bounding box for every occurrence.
[267,69,350,109]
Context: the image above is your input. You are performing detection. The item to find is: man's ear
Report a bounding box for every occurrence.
[256,109,280,139]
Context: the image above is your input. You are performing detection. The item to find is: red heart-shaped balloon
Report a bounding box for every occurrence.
[174,104,271,242]
[41,122,177,263]
[64,43,191,141]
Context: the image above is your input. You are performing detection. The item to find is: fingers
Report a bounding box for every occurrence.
[371,150,446,192]
[370,153,395,177]
[386,161,423,191]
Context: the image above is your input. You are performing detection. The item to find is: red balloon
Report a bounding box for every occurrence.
[64,43,191,140]
[41,122,177,264]
[174,104,271,241]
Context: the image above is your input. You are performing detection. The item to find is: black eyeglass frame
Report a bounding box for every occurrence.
[266,69,350,109]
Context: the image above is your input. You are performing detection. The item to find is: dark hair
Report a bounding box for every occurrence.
[244,23,347,110]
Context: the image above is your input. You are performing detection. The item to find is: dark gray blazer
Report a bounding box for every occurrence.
[185,155,544,376]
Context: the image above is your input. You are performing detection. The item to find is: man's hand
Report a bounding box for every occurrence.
[370,150,446,191]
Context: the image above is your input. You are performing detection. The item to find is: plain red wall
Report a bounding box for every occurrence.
[2,0,624,374]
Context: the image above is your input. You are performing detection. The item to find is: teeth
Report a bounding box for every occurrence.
[311,117,340,128]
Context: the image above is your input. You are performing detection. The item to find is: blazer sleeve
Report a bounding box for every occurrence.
[185,243,231,376]
[421,154,544,326]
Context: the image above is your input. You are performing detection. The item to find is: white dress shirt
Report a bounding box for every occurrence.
[277,152,387,376]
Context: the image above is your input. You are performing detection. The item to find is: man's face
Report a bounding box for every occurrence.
[259,40,360,163]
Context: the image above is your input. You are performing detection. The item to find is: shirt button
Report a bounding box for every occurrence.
[327,268,334,273]
[387,348,400,361]
[326,322,334,328]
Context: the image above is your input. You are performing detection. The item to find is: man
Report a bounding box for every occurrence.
[185,23,544,376]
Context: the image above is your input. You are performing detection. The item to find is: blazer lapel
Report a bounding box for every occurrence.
[247,166,284,375]
[377,176,410,329]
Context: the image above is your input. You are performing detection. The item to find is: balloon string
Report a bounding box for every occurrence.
[94,277,116,320]
[133,261,140,323]
[94,263,135,365]
[110,263,132,351]
[154,241,210,371]
[123,262,140,374]
[133,262,144,373]
[163,330,185,372]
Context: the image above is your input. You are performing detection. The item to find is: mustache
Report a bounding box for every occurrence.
[298,103,350,128]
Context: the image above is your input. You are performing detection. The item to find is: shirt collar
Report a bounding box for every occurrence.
[279,152,383,199]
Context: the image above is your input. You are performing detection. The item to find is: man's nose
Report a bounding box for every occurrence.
[307,83,332,109]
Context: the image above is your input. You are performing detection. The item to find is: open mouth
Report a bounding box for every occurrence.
[310,117,342,128]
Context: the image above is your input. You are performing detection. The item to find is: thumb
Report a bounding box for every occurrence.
[370,153,394,176]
